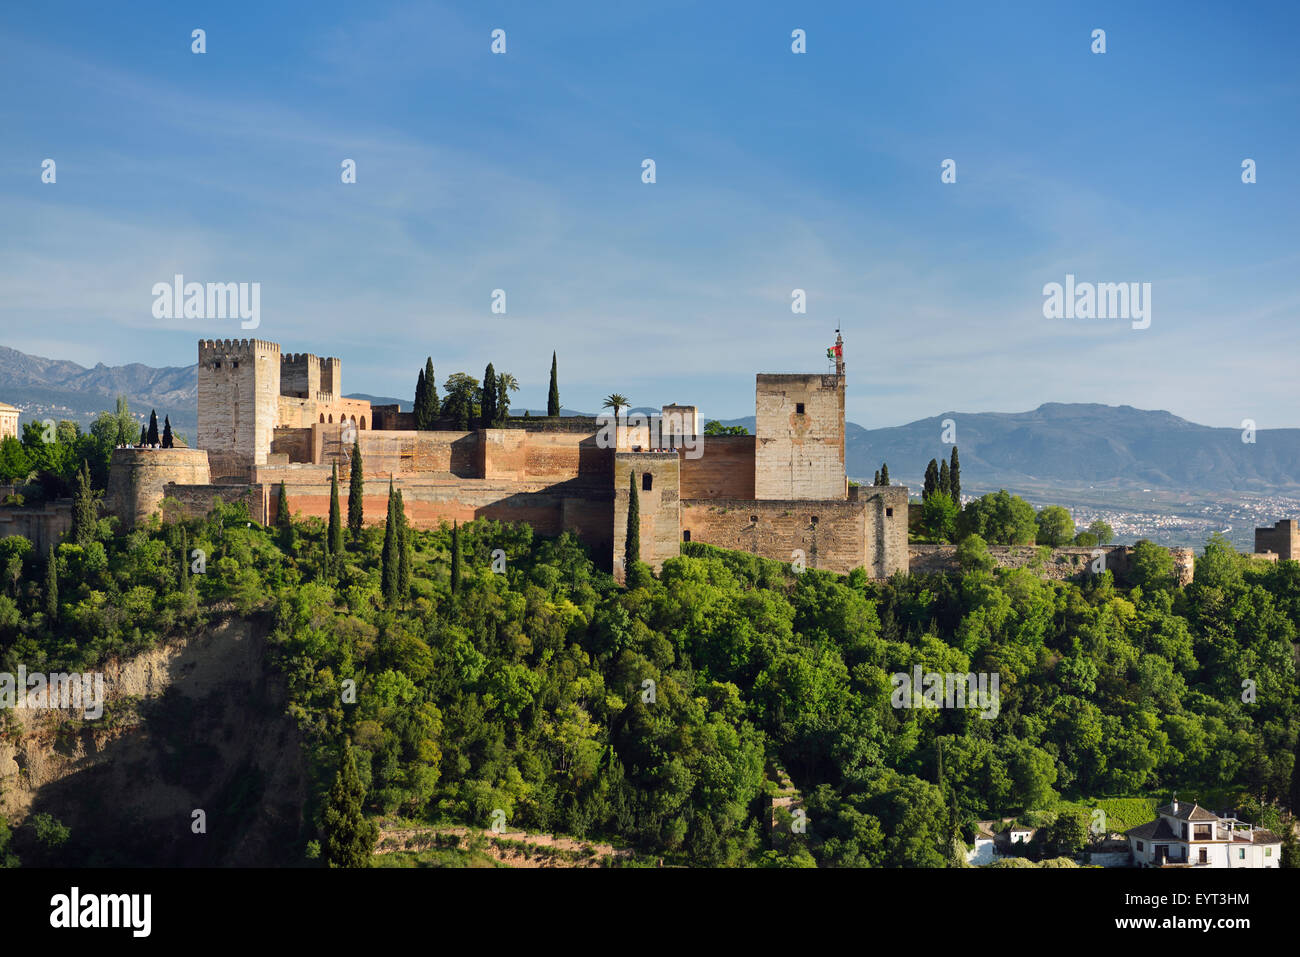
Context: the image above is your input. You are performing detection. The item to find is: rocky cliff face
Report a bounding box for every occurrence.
[0,617,306,866]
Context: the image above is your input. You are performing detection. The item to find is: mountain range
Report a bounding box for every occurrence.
[2,345,1297,497]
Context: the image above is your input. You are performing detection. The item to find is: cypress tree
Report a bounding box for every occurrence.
[139,425,147,446]
[423,358,436,426]
[880,463,890,486]
[277,481,294,550]
[873,469,880,486]
[414,368,427,429]
[396,489,411,601]
[480,363,496,429]
[71,459,96,546]
[949,446,961,504]
[321,740,377,868]
[450,520,461,594]
[625,470,640,575]
[547,352,560,417]
[147,409,160,446]
[938,459,951,498]
[347,437,364,540]
[328,464,343,556]
[924,459,939,499]
[162,415,174,448]
[44,545,57,621]
[1290,734,1300,824]
[381,479,398,603]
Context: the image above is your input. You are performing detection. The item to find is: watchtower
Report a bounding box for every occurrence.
[753,333,847,500]
[197,339,281,469]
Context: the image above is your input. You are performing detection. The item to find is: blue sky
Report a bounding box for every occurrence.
[1,1,1296,427]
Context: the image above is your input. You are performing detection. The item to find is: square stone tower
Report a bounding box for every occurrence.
[754,369,846,500]
[197,339,281,469]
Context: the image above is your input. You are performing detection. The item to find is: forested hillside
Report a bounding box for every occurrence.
[1,497,1297,867]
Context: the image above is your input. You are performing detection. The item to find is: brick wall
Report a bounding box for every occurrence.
[105,448,212,527]
[680,498,869,575]
[679,435,756,499]
[1255,520,1300,560]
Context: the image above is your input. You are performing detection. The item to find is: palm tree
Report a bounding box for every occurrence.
[602,393,629,421]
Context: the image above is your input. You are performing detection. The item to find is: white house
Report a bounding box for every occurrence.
[966,822,997,866]
[1126,800,1281,868]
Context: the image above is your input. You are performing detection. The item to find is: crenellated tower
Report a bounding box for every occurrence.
[197,338,281,474]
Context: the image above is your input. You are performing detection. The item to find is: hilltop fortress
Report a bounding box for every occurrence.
[105,335,911,578]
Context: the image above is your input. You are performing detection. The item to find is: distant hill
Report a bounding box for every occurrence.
[4,345,1298,497]
[0,345,198,436]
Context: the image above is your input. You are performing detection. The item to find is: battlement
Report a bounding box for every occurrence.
[199,338,280,357]
[281,352,341,399]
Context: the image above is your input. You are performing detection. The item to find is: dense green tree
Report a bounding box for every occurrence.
[873,469,880,486]
[1088,520,1114,545]
[547,351,560,417]
[321,741,378,868]
[704,421,749,436]
[1036,506,1076,546]
[879,463,890,486]
[147,410,159,446]
[1130,540,1176,592]
[347,438,364,540]
[938,459,951,498]
[139,425,147,446]
[162,416,174,448]
[414,367,427,427]
[441,373,479,430]
[921,492,959,543]
[955,533,994,574]
[949,446,961,503]
[959,490,1037,545]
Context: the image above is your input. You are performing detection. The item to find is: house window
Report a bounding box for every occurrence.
[1266,847,1273,857]
[1136,841,1143,851]
[795,402,805,415]
[642,472,653,491]
[1198,848,1208,864]
[682,530,691,542]
[886,508,894,517]
[1239,849,1245,859]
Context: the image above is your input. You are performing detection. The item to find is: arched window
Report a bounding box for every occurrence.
[360,416,367,430]
[642,472,653,491]
[328,414,333,423]
[319,413,325,423]
[350,416,357,426]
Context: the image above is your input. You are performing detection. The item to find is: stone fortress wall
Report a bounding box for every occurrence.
[97,333,1276,586]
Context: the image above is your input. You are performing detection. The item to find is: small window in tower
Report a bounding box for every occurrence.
[796,402,805,415]
[214,361,221,369]
[683,530,691,542]
[886,508,894,517]
[811,515,819,524]
[642,472,653,491]
[233,360,239,368]
[750,515,758,524]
